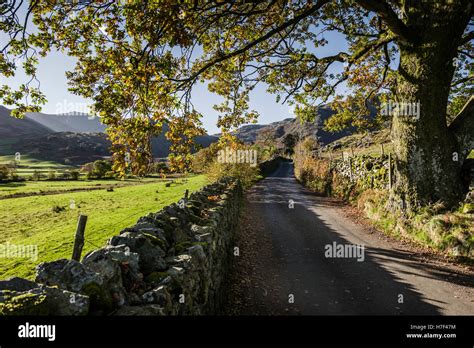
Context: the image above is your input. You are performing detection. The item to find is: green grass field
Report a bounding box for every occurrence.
[0,154,73,168]
[0,175,207,280]
[0,154,76,178]
[0,177,167,198]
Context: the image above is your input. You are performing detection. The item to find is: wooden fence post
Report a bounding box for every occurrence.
[381,143,385,156]
[72,215,87,261]
[349,157,353,182]
[185,189,189,199]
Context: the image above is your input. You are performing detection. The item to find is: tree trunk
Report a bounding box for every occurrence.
[391,1,472,210]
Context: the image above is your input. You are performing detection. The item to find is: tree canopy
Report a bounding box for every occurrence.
[1,0,472,206]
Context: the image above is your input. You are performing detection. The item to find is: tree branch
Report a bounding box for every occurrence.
[451,75,473,87]
[354,0,417,45]
[458,49,474,59]
[460,31,474,46]
[347,35,394,64]
[174,0,331,88]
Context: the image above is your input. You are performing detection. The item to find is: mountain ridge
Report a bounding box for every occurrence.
[223,106,350,148]
[0,105,352,165]
[0,106,217,163]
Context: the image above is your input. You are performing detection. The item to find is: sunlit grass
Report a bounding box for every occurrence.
[0,175,207,280]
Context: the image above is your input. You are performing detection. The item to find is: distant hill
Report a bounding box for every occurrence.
[10,129,217,165]
[226,124,267,143]
[1,104,353,165]
[0,106,53,139]
[151,124,217,157]
[26,111,106,133]
[224,106,351,148]
[14,132,110,165]
[0,106,218,164]
[24,109,217,155]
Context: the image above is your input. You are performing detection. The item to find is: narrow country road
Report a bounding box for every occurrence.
[225,160,474,315]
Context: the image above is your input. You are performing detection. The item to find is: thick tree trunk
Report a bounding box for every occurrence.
[391,1,472,210]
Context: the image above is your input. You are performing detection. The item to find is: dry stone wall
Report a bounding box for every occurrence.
[0,178,242,316]
[294,153,390,200]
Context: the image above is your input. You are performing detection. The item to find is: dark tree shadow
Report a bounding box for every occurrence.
[239,161,468,315]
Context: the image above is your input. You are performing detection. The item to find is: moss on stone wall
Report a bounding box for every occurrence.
[0,178,243,316]
[294,151,473,259]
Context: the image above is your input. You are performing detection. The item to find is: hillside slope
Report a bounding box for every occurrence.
[0,106,53,139]
[26,112,106,133]
[0,106,218,163]
[226,106,351,147]
[2,104,355,163]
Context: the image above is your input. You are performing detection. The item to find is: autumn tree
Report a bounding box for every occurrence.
[283,133,298,157]
[1,0,472,208]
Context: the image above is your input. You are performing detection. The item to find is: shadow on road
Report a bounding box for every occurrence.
[234,160,448,315]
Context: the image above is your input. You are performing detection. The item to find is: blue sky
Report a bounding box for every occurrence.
[1,14,349,135]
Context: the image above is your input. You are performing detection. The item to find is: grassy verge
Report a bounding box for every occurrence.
[0,175,207,279]
[358,189,473,260]
[294,144,473,260]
